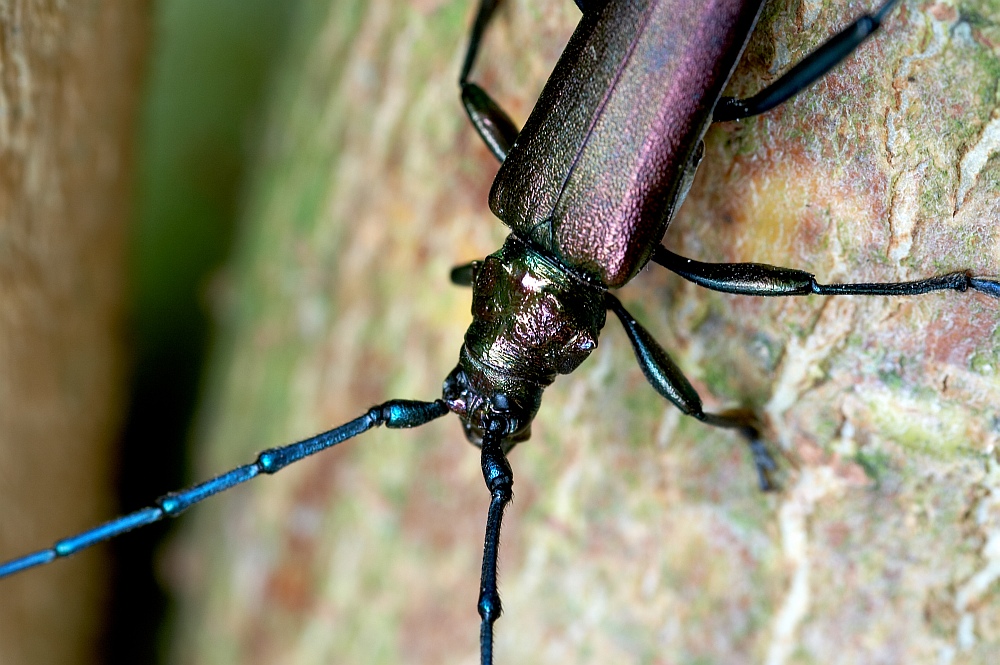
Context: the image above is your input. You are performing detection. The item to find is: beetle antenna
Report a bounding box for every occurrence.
[477,418,514,665]
[0,398,449,579]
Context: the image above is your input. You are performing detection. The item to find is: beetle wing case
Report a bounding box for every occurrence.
[489,0,764,287]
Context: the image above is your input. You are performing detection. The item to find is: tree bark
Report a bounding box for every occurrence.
[171,0,1000,663]
[0,2,147,665]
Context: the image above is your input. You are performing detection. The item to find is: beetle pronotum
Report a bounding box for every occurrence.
[5,0,1000,663]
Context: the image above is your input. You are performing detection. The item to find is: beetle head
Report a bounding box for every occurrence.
[442,362,540,451]
[442,235,607,450]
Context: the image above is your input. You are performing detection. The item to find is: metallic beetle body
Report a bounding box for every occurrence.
[449,0,767,446]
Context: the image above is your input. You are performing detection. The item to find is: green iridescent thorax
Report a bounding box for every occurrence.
[443,234,607,447]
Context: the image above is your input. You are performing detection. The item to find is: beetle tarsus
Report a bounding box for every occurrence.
[748,438,779,492]
[714,0,902,122]
[969,277,1000,299]
[607,293,778,489]
[702,409,779,491]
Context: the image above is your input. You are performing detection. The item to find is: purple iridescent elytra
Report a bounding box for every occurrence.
[491,0,764,287]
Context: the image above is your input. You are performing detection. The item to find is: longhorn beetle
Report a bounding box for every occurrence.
[3,0,999,663]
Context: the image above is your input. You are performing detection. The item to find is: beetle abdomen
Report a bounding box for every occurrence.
[490,0,764,287]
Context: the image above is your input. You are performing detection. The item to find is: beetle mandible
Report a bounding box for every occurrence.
[4,0,1000,662]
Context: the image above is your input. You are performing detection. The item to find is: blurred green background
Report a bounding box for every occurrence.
[111,1,299,662]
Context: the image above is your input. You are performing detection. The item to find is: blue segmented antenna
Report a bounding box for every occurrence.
[0,398,449,579]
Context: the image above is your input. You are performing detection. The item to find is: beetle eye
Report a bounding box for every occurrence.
[491,393,510,411]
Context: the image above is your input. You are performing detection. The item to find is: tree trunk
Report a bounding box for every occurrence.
[0,2,147,665]
[170,0,1000,663]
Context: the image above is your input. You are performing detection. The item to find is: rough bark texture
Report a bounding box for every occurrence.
[0,2,147,665]
[170,0,999,663]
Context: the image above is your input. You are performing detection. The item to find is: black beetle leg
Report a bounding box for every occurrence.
[652,246,1000,300]
[606,293,778,491]
[450,260,483,287]
[714,0,900,122]
[461,0,519,162]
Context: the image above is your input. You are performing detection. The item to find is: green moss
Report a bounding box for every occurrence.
[622,389,668,450]
[966,326,1000,374]
[845,332,865,349]
[736,123,765,157]
[701,358,736,399]
[855,447,894,485]
[970,351,998,375]
[876,365,904,389]
[787,321,811,340]
[865,392,976,460]
[791,643,819,664]
[916,166,952,215]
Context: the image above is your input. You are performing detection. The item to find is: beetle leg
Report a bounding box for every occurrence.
[606,293,778,491]
[461,0,520,162]
[477,420,514,665]
[652,246,1000,299]
[450,260,483,287]
[574,0,609,13]
[714,0,900,122]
